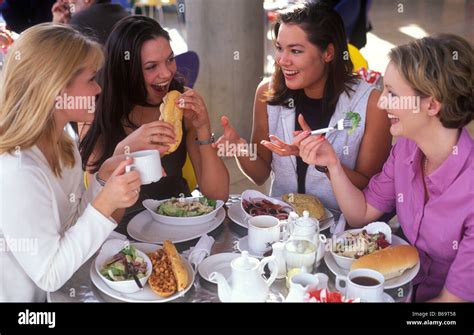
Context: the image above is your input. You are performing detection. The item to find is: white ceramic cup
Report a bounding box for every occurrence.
[335,268,385,302]
[125,150,162,185]
[247,215,281,254]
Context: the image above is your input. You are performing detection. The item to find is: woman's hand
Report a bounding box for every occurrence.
[114,121,175,156]
[211,116,245,150]
[51,0,71,23]
[298,135,339,168]
[92,158,141,218]
[177,90,211,131]
[261,114,312,157]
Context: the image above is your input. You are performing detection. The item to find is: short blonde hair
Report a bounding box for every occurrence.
[0,23,103,176]
[389,34,473,128]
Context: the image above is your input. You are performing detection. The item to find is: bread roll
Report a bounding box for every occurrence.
[159,90,183,155]
[282,193,325,220]
[164,240,189,291]
[350,245,419,279]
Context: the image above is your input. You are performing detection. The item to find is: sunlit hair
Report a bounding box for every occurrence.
[0,23,103,176]
[389,34,473,128]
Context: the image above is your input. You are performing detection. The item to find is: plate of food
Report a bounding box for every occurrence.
[324,224,420,289]
[228,200,334,232]
[127,207,226,244]
[91,240,194,302]
[241,190,294,220]
[143,197,224,225]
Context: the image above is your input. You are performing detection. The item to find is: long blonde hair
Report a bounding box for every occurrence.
[0,23,103,176]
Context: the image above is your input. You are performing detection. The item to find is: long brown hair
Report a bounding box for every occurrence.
[267,2,357,115]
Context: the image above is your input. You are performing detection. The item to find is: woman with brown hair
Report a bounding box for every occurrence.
[298,34,474,302]
[214,2,391,211]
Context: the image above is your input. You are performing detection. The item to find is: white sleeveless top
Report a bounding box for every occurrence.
[267,79,376,210]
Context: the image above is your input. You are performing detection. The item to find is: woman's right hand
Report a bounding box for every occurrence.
[114,121,175,156]
[51,0,71,23]
[211,116,245,151]
[92,158,141,218]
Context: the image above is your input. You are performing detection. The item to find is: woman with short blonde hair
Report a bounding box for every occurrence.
[0,23,141,302]
[298,33,473,302]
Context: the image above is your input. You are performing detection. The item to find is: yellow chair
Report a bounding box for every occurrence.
[182,153,197,192]
[348,43,368,71]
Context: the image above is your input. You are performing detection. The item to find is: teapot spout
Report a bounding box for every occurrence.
[209,272,232,302]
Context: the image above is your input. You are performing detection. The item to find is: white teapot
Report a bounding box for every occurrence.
[209,251,278,302]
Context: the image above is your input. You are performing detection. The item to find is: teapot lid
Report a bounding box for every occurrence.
[233,251,258,270]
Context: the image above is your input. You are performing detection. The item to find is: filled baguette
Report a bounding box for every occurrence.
[159,90,183,155]
[350,245,419,279]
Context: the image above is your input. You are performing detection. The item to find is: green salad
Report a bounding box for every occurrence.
[346,111,361,135]
[157,197,217,217]
[100,245,147,281]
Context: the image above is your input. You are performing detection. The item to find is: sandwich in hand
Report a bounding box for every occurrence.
[148,240,189,297]
[159,90,183,155]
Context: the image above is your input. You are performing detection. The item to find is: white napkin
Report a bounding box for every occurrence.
[186,234,215,272]
[330,213,346,237]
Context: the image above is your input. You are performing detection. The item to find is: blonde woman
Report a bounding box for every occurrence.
[298,34,474,302]
[0,24,141,302]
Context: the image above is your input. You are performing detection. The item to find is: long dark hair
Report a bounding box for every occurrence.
[80,15,184,172]
[267,2,357,114]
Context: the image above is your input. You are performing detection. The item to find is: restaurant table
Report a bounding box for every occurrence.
[47,206,413,303]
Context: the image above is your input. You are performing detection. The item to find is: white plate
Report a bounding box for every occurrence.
[324,235,420,289]
[143,197,225,226]
[127,207,225,244]
[382,292,395,303]
[198,253,240,283]
[236,236,267,259]
[228,201,334,232]
[241,189,293,219]
[90,242,195,302]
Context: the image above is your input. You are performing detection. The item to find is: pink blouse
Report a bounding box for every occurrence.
[363,128,474,301]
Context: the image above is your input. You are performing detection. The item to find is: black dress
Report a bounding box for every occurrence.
[117,120,191,235]
[294,92,332,194]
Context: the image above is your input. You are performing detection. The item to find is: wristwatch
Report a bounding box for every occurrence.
[195,133,215,145]
[315,165,329,173]
[95,173,106,186]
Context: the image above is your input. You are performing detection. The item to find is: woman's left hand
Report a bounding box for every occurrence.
[177,90,210,130]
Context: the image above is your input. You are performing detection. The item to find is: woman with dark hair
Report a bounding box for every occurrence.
[214,2,391,211]
[298,34,474,301]
[80,16,229,227]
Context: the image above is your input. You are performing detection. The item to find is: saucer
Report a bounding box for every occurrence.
[236,236,269,259]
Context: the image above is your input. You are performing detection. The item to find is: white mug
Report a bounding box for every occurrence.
[125,150,162,185]
[247,216,282,254]
[335,268,385,302]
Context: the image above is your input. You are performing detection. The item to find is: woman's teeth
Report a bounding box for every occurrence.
[283,69,299,76]
[388,113,400,124]
[152,81,169,91]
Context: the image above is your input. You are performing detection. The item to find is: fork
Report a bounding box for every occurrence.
[310,117,354,135]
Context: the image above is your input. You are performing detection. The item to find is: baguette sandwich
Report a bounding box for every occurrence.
[350,244,419,280]
[159,90,183,155]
